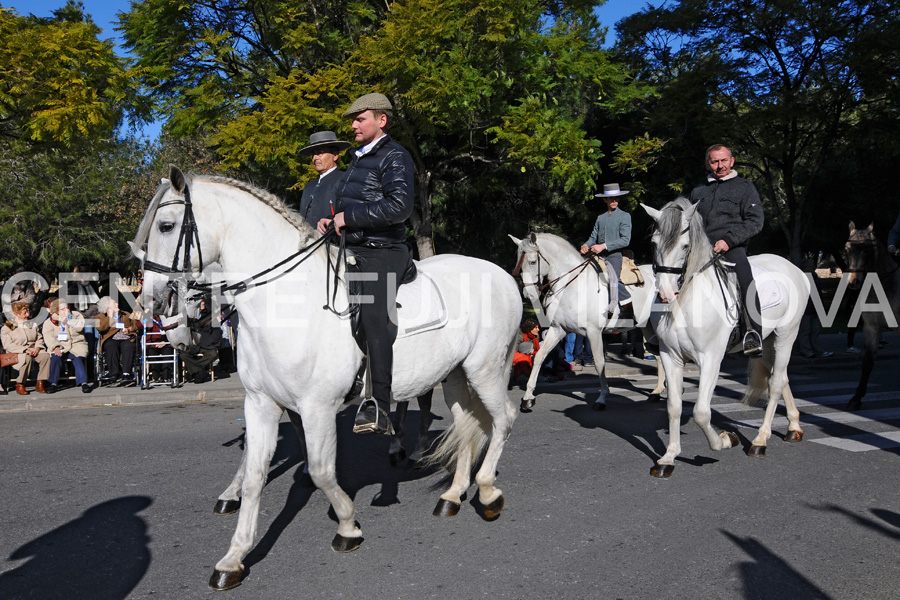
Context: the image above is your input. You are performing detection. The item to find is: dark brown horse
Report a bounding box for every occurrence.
[844,222,900,410]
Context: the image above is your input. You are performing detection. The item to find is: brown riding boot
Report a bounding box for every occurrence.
[16,382,29,395]
[36,380,47,393]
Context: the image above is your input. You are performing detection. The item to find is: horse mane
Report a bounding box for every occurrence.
[196,175,318,241]
[131,174,319,254]
[658,196,716,302]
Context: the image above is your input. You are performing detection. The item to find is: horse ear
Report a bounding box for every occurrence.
[685,202,699,221]
[529,232,537,244]
[848,220,856,234]
[867,223,874,232]
[641,203,661,222]
[168,164,186,194]
[508,234,523,246]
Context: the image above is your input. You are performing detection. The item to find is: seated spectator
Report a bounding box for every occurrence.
[182,299,222,384]
[42,298,92,394]
[97,296,138,385]
[513,318,564,386]
[1,300,51,395]
[4,267,41,319]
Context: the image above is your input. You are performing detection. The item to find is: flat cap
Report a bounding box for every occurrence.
[343,92,392,117]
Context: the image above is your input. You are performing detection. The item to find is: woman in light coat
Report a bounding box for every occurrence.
[42,298,91,393]
[1,301,51,395]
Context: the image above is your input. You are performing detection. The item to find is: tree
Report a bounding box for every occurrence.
[122,0,649,258]
[616,0,900,261]
[0,1,149,147]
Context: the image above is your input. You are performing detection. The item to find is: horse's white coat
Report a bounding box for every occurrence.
[510,233,665,407]
[643,198,810,469]
[135,173,522,579]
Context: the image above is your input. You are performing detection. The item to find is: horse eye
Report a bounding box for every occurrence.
[158,221,176,233]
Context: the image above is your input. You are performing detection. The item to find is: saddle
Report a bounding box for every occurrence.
[590,254,645,286]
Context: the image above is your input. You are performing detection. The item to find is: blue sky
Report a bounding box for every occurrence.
[7,0,645,138]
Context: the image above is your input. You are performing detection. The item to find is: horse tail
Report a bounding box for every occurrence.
[742,356,770,407]
[421,403,489,474]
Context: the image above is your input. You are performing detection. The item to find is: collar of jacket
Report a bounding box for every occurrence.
[354,133,392,158]
[707,169,738,183]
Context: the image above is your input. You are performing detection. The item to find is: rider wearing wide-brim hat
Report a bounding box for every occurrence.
[581,183,634,318]
[297,131,352,227]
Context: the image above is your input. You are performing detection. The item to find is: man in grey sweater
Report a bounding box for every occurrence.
[581,183,633,318]
[690,144,765,356]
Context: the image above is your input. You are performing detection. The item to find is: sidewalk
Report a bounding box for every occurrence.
[1,333,896,412]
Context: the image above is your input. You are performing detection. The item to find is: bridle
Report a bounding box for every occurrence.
[512,244,598,305]
[137,178,343,321]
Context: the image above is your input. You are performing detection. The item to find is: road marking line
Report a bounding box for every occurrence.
[726,406,900,429]
[810,431,900,452]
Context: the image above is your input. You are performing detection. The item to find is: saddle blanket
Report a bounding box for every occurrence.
[591,255,644,286]
[396,269,449,339]
[751,264,782,310]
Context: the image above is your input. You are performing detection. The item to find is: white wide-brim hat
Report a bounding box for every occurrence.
[595,183,630,197]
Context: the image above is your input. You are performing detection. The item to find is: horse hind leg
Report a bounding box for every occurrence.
[430,368,478,517]
[389,401,410,466]
[209,397,283,590]
[410,389,434,465]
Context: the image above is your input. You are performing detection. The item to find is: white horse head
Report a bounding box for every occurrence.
[642,198,702,304]
[509,233,548,305]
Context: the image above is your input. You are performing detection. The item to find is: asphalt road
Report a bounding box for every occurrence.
[1,341,899,600]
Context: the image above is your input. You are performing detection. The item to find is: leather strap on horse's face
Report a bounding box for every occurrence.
[141,181,204,278]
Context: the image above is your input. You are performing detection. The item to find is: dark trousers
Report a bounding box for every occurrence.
[722,247,762,333]
[604,252,631,303]
[182,347,218,378]
[103,338,136,377]
[49,353,87,385]
[350,243,410,406]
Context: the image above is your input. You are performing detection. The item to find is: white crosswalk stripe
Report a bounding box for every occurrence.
[552,374,900,453]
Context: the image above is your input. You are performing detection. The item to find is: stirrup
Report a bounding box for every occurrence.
[353,400,394,435]
[742,330,762,356]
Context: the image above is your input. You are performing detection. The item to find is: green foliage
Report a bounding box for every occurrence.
[0,2,149,147]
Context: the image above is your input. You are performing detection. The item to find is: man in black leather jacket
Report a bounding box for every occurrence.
[317,92,414,434]
[690,144,765,356]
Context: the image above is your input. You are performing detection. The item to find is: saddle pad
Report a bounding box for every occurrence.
[591,255,644,286]
[396,269,449,339]
[751,264,783,310]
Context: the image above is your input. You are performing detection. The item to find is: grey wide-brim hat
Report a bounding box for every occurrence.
[342,92,392,117]
[595,183,630,197]
[298,131,351,156]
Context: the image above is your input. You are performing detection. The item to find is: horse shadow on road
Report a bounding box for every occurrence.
[240,405,441,572]
[550,382,724,469]
[721,530,832,599]
[0,496,152,600]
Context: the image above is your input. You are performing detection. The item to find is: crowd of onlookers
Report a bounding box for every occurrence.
[0,268,235,396]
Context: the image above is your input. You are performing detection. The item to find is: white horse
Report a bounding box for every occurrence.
[509,233,665,410]
[132,166,522,590]
[642,197,810,477]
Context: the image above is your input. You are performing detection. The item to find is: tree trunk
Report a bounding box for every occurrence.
[410,168,434,259]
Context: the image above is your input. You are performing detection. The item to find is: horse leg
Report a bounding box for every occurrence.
[467,365,517,519]
[749,342,802,455]
[433,369,476,516]
[300,405,363,552]
[209,396,283,590]
[410,389,434,465]
[847,333,878,411]
[389,400,410,466]
[521,325,566,411]
[652,356,684,478]
[585,325,608,410]
[648,354,665,403]
[214,401,251,515]
[692,360,738,453]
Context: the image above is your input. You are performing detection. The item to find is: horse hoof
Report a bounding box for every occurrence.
[209,568,243,590]
[213,499,241,515]
[785,431,803,443]
[650,464,674,478]
[725,432,739,448]
[592,401,607,411]
[846,400,862,411]
[520,398,535,412]
[481,495,505,520]
[647,393,662,403]
[331,533,363,553]
[433,498,461,517]
[747,445,766,458]
[389,447,407,467]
